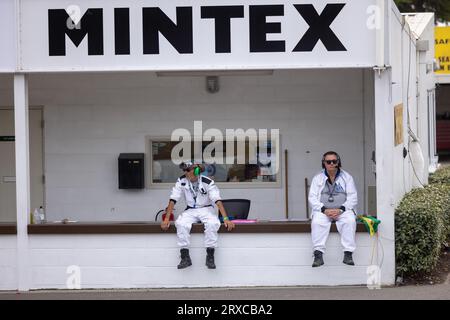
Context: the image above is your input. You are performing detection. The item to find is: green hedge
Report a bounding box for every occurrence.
[429,165,450,238]
[429,165,450,185]
[395,184,450,276]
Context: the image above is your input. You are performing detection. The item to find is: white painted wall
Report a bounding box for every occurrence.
[0,236,17,290]
[386,6,425,201]
[6,69,375,222]
[388,9,409,199]
[28,233,375,289]
[414,16,437,173]
[0,0,16,73]
[372,5,434,286]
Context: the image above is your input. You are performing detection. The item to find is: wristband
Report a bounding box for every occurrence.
[223,217,229,221]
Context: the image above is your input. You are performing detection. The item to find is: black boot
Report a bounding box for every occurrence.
[312,250,324,267]
[177,248,192,269]
[206,247,216,269]
[343,251,355,266]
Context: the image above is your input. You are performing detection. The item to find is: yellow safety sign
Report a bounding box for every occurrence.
[436,27,450,74]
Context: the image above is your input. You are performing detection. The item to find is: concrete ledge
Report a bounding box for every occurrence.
[25,233,377,288]
[27,221,367,234]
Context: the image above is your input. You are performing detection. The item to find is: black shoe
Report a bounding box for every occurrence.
[177,248,192,269]
[343,251,355,265]
[206,247,216,269]
[312,250,324,267]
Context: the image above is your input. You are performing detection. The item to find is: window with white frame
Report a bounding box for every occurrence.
[148,137,280,187]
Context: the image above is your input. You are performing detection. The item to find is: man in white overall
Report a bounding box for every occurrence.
[308,151,357,267]
[161,162,235,269]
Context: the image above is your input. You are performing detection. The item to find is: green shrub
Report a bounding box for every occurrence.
[429,165,450,185]
[429,166,450,239]
[395,184,450,276]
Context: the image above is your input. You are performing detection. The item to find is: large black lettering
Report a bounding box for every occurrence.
[293,4,346,52]
[201,6,244,53]
[143,7,193,54]
[48,9,103,56]
[249,5,285,52]
[115,8,130,55]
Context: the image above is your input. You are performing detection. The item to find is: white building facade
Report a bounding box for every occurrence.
[0,0,436,290]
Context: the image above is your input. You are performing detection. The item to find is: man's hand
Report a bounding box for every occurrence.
[161,201,175,231]
[324,209,341,220]
[224,219,235,231]
[160,219,171,231]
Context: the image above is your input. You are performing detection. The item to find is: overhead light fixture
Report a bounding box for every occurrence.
[156,69,274,77]
[206,76,219,94]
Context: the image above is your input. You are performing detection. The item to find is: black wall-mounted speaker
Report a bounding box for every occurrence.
[118,153,145,189]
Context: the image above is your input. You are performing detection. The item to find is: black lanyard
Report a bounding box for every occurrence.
[327,181,337,202]
[327,182,336,195]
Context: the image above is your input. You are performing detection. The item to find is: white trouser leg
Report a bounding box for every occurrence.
[197,207,221,248]
[175,210,200,248]
[335,211,357,252]
[311,211,332,253]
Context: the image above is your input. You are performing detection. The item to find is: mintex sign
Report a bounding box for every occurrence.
[0,0,16,72]
[19,0,377,72]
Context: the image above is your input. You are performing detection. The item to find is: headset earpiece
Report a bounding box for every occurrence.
[321,152,342,169]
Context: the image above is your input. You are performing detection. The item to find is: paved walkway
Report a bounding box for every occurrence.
[1,280,449,300]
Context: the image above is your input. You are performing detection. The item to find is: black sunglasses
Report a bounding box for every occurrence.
[324,160,338,165]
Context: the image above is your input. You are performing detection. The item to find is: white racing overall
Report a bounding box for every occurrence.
[308,169,358,253]
[169,175,222,248]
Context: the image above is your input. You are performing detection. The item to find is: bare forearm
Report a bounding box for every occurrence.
[216,200,235,231]
[216,201,228,219]
[165,201,175,221]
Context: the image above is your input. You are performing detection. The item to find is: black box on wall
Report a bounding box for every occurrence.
[118,153,145,189]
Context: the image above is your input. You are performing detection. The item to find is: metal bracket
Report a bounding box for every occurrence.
[373,65,391,78]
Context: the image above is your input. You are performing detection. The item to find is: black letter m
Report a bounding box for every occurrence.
[48,9,104,56]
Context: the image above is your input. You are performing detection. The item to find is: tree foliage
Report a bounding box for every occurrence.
[395,0,450,22]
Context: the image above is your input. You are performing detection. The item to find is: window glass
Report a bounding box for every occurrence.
[150,139,278,184]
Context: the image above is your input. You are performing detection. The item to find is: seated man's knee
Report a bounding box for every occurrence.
[340,214,357,226]
[205,220,221,232]
[312,214,329,227]
[311,218,320,228]
[175,218,192,231]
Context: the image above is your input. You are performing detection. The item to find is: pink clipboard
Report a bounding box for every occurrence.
[231,219,257,224]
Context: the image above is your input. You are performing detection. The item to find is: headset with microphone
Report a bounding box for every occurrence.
[321,151,342,169]
[179,162,205,176]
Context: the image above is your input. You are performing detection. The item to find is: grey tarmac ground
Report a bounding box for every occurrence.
[0,278,449,300]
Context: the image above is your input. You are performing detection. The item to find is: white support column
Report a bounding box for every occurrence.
[14,74,31,291]
[374,70,396,286]
[375,0,385,68]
